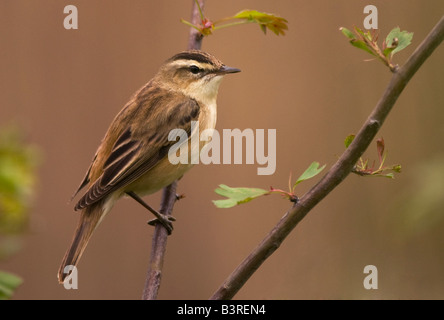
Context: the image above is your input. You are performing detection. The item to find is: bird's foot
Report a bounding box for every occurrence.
[148,214,176,235]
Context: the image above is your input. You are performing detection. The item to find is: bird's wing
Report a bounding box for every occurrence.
[74,88,200,210]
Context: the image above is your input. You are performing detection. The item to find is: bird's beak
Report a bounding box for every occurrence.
[217,65,241,75]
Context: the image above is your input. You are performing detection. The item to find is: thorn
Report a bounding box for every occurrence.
[176,193,185,201]
[290,195,299,203]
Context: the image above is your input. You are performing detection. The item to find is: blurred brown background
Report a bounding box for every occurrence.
[1,0,443,299]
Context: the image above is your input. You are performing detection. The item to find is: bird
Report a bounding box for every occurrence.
[58,50,240,283]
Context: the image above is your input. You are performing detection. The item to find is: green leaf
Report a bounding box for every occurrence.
[355,27,374,42]
[293,162,326,187]
[213,184,269,208]
[385,27,413,56]
[0,271,22,300]
[354,26,366,37]
[383,46,396,58]
[350,39,376,56]
[344,134,355,148]
[340,27,355,40]
[233,10,288,35]
[369,173,395,179]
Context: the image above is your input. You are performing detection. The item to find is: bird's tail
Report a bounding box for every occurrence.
[57,203,105,284]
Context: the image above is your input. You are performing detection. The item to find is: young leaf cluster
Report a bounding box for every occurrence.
[213,162,325,208]
[345,135,401,178]
[182,0,288,37]
[340,26,413,71]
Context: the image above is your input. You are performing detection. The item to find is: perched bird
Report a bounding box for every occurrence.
[58,50,240,283]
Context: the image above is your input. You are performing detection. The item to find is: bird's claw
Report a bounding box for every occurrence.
[148,214,176,235]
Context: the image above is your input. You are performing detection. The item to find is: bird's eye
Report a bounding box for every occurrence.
[189,65,201,74]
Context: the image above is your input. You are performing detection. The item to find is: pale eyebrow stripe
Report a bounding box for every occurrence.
[170,52,216,65]
[169,60,215,71]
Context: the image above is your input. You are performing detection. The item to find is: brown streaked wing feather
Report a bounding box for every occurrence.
[70,153,96,202]
[74,96,200,210]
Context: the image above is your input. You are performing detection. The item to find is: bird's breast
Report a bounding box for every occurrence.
[199,100,217,132]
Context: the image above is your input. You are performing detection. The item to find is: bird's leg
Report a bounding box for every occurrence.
[126,191,175,235]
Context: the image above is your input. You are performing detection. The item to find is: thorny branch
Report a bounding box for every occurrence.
[210,15,444,300]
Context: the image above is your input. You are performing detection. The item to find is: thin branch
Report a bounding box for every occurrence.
[210,15,444,300]
[141,0,206,300]
[142,182,177,300]
[188,0,205,50]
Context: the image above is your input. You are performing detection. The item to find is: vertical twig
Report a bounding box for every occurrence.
[188,0,205,50]
[142,182,177,300]
[142,0,206,300]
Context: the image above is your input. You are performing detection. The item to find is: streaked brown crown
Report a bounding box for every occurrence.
[168,50,223,67]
